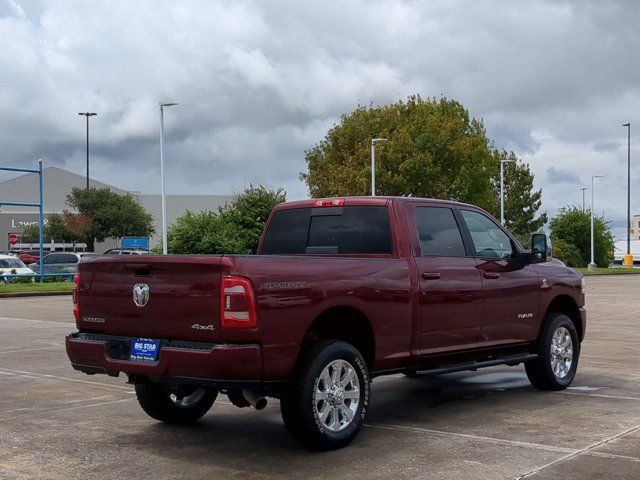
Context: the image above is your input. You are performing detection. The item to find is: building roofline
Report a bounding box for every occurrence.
[0,165,127,192]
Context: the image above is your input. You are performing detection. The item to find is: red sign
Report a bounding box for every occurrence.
[8,233,19,245]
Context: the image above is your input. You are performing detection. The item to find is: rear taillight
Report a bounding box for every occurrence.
[72,274,80,320]
[220,276,257,328]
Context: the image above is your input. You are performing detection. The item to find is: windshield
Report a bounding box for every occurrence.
[0,258,26,269]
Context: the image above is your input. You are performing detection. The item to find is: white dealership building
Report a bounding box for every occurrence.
[0,166,232,252]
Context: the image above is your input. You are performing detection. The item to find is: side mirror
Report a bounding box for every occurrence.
[531,233,548,263]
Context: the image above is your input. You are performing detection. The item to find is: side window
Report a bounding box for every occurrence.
[414,207,466,257]
[65,254,79,264]
[43,255,57,265]
[460,210,514,259]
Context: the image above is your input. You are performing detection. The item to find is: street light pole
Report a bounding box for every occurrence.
[581,187,587,213]
[159,102,178,255]
[78,112,97,189]
[500,158,515,225]
[370,138,387,196]
[589,175,604,271]
[623,123,632,267]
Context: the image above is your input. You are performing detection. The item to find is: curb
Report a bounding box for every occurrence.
[0,291,72,298]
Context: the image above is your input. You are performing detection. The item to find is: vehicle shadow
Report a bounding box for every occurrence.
[118,368,552,477]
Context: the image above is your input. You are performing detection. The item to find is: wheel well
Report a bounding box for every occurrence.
[546,295,582,341]
[301,306,375,368]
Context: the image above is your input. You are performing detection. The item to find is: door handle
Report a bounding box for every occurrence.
[483,272,501,279]
[421,272,442,280]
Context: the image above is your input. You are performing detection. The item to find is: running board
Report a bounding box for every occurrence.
[413,353,538,377]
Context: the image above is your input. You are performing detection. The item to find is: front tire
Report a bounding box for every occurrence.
[525,313,579,390]
[281,340,370,450]
[135,382,217,424]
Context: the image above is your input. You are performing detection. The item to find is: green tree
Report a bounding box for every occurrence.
[549,206,614,267]
[217,185,286,253]
[165,185,286,254]
[301,95,546,238]
[20,224,39,243]
[165,211,247,254]
[551,238,584,267]
[18,212,92,245]
[66,187,155,251]
[44,213,74,242]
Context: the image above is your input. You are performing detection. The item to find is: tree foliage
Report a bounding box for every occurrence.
[20,224,39,243]
[549,206,614,267]
[301,95,546,238]
[66,187,155,251]
[44,213,74,242]
[18,212,92,245]
[166,185,286,254]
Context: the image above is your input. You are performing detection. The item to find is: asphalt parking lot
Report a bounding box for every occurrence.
[0,276,639,480]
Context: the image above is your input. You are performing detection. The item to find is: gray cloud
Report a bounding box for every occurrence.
[1,0,639,238]
[593,140,620,153]
[546,166,581,185]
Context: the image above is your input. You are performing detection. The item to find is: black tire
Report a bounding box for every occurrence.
[135,382,218,424]
[525,313,580,391]
[280,340,370,450]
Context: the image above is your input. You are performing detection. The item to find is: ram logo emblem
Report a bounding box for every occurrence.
[133,283,150,307]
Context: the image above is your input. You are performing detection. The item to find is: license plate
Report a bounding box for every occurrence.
[130,338,160,362]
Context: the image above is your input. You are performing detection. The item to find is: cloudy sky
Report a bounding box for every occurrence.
[1,0,638,238]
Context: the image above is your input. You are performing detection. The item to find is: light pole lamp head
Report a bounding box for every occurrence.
[372,138,387,144]
[623,123,630,127]
[78,112,97,116]
[160,102,179,108]
[592,175,604,180]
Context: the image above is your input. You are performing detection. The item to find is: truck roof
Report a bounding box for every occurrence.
[274,196,476,211]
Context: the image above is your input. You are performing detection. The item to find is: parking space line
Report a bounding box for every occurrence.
[0,316,74,325]
[0,398,135,423]
[0,346,62,355]
[0,463,70,480]
[560,391,640,402]
[0,394,118,415]
[515,424,640,479]
[587,451,640,463]
[0,367,131,391]
[365,422,575,454]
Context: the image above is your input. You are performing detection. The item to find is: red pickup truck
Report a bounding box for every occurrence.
[66,196,586,450]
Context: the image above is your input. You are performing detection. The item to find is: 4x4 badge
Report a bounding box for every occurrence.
[133,283,150,307]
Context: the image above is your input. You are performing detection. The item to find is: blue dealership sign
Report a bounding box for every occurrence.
[121,236,149,250]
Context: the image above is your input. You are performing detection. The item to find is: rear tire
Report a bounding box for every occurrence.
[135,382,217,424]
[525,313,579,390]
[280,340,370,450]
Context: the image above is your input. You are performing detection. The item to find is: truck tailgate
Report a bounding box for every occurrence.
[76,256,224,342]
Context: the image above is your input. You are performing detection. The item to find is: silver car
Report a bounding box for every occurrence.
[29,252,98,277]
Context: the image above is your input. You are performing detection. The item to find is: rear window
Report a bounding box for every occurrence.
[261,206,392,255]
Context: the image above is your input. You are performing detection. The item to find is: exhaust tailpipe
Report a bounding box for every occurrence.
[242,389,267,410]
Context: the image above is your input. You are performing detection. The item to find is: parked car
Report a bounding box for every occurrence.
[16,250,40,265]
[103,249,149,255]
[0,250,18,256]
[29,252,97,277]
[66,197,586,450]
[0,254,34,283]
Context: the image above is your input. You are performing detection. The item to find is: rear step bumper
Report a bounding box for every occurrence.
[65,332,261,381]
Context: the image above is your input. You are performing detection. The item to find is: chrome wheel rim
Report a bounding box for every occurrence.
[550,326,573,379]
[314,359,360,432]
[170,387,206,408]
